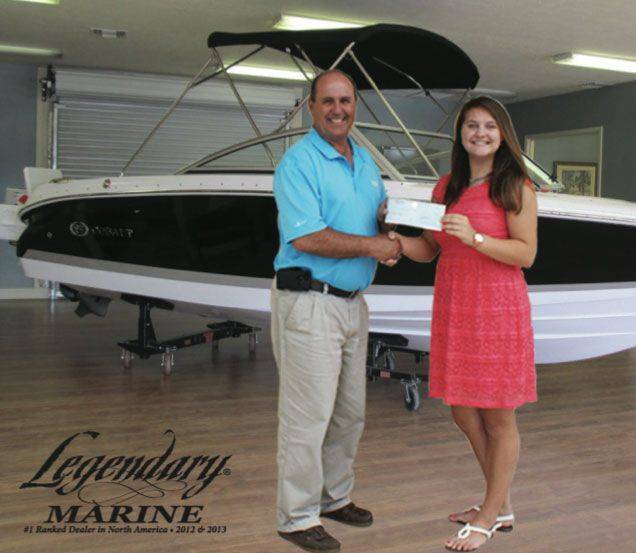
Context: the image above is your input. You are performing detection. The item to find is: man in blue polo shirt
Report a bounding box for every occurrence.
[272,69,401,552]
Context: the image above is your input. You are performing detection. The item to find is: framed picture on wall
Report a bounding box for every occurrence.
[553,161,598,196]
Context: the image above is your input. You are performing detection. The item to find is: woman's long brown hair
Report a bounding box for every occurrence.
[444,96,529,214]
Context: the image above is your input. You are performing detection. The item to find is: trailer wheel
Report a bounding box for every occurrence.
[384,352,396,372]
[161,352,174,376]
[365,365,375,381]
[121,349,133,369]
[404,383,420,411]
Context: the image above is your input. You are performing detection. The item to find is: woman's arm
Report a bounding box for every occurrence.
[442,186,538,268]
[388,230,440,263]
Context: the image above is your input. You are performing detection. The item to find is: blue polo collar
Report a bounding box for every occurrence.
[308,127,357,161]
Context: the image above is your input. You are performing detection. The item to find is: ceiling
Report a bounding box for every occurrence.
[1,0,635,102]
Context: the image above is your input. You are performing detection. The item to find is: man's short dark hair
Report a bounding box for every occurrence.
[309,69,358,101]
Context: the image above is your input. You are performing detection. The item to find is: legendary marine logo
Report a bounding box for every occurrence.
[19,430,232,526]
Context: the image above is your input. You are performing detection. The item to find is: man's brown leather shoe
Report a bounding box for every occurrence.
[321,503,373,527]
[277,525,341,551]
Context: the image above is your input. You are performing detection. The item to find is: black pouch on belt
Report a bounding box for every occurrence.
[276,267,312,291]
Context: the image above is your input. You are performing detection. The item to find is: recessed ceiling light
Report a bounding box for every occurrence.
[90,28,127,39]
[274,14,363,31]
[0,43,61,57]
[226,65,313,81]
[552,52,636,74]
[10,0,59,4]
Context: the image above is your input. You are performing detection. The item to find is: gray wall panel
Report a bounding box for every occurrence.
[507,81,636,201]
[0,62,37,288]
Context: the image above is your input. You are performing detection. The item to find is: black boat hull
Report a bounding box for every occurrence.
[17,194,636,286]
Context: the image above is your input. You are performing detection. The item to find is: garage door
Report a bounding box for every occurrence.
[52,69,301,179]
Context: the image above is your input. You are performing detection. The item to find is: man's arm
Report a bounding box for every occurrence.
[294,228,402,262]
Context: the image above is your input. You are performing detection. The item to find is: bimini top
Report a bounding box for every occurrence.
[208,24,479,90]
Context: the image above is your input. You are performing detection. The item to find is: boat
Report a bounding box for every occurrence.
[4,24,636,364]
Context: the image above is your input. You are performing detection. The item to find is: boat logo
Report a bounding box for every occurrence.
[69,221,134,239]
[69,221,89,237]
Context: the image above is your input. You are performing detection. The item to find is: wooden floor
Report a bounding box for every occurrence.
[1,299,635,553]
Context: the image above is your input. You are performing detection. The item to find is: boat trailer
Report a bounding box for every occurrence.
[367,332,428,411]
[117,294,260,376]
[118,294,427,408]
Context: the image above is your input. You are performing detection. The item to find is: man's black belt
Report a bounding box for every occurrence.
[276,268,359,299]
[308,280,359,299]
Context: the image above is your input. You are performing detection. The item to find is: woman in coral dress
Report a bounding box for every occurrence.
[390,96,538,551]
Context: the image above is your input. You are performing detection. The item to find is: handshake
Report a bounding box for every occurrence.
[370,231,404,266]
[374,199,403,266]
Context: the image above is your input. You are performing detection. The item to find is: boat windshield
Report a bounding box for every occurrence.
[182,124,560,191]
[183,123,453,181]
[184,129,304,173]
[355,123,452,179]
[523,154,564,192]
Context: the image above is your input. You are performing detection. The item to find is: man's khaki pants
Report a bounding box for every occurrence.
[271,282,369,533]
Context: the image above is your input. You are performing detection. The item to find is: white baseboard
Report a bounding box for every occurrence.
[0,288,50,300]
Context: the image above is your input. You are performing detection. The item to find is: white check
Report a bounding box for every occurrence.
[385,198,446,231]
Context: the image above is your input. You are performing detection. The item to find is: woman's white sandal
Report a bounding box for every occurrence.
[445,522,502,551]
[450,505,514,532]
[494,513,514,533]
